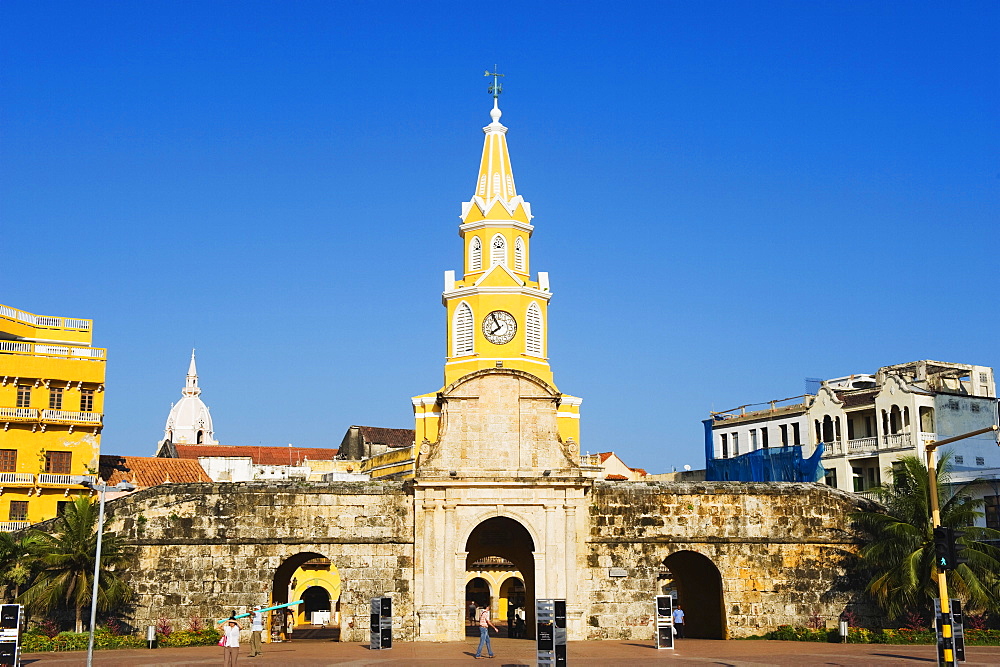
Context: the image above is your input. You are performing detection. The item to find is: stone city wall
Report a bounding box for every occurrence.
[104,481,414,642]
[584,481,869,639]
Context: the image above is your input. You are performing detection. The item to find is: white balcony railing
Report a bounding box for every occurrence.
[0,339,105,360]
[38,473,93,486]
[0,304,91,330]
[920,432,938,444]
[41,410,102,424]
[882,434,912,450]
[0,472,34,485]
[822,440,844,456]
[0,521,30,532]
[0,407,40,420]
[847,437,878,453]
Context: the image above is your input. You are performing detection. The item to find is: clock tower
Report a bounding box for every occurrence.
[411,83,582,456]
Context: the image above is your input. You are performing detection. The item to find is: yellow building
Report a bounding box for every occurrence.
[366,86,582,479]
[0,303,105,529]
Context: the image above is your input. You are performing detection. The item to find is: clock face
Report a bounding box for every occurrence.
[482,310,517,344]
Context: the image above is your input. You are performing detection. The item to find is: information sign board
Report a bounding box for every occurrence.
[536,598,567,665]
[369,597,392,650]
[655,595,674,650]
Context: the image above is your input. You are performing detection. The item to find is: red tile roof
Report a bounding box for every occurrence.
[630,467,648,477]
[100,455,211,487]
[172,444,339,465]
[605,474,629,481]
[356,426,414,449]
[597,452,615,463]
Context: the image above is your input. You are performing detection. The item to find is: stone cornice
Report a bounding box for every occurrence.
[441,285,552,303]
[459,220,534,236]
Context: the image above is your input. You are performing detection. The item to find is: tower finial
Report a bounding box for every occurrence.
[484,66,504,123]
[485,66,504,100]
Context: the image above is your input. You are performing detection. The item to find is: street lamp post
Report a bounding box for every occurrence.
[70,476,135,667]
[923,424,999,667]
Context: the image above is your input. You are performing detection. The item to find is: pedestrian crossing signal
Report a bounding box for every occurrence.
[933,527,954,570]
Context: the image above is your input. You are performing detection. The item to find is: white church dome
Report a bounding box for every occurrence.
[163,351,218,446]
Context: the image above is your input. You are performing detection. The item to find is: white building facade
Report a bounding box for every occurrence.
[709,360,999,525]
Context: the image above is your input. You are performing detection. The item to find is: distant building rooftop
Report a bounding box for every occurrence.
[170,444,340,466]
[99,455,211,487]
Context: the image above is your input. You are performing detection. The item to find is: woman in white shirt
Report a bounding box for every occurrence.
[222,619,242,666]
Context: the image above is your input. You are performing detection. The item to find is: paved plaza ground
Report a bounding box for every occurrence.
[19,637,1000,666]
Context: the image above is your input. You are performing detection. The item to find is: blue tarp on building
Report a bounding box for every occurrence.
[705,443,826,482]
[703,418,826,482]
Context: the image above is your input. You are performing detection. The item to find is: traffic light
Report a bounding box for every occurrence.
[949,529,969,569]
[934,527,953,570]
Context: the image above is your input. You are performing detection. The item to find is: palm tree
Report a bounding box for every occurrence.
[851,454,1000,621]
[18,496,134,633]
[0,531,41,600]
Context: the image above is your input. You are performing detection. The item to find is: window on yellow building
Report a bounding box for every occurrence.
[45,451,72,474]
[453,302,474,356]
[49,386,63,410]
[80,388,94,412]
[491,234,506,266]
[469,237,482,271]
[8,500,28,522]
[0,449,16,472]
[16,385,31,408]
[525,302,543,356]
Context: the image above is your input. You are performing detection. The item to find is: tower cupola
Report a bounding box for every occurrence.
[161,350,218,447]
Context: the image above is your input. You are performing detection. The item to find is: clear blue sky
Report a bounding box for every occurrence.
[2,1,997,474]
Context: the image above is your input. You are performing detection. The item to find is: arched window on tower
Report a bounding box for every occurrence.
[514,237,525,271]
[469,237,482,271]
[453,302,474,356]
[491,234,506,266]
[525,302,543,356]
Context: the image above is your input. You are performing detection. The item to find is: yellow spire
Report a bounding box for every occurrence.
[474,100,517,201]
[461,100,532,224]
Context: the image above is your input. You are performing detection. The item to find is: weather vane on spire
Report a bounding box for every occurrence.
[484,66,504,100]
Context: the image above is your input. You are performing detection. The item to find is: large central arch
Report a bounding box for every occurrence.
[465,516,535,639]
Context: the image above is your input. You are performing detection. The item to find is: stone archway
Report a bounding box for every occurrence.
[465,577,491,610]
[499,577,526,637]
[466,516,535,638]
[273,552,342,639]
[301,585,331,621]
[661,550,726,639]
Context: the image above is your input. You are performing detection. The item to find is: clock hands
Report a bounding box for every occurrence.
[482,311,515,344]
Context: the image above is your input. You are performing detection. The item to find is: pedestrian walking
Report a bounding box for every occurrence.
[248,605,265,658]
[672,604,685,638]
[474,604,498,659]
[221,619,242,666]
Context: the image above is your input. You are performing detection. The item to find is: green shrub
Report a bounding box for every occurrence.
[765,625,833,642]
[23,626,218,652]
[159,628,221,647]
[769,625,1000,646]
